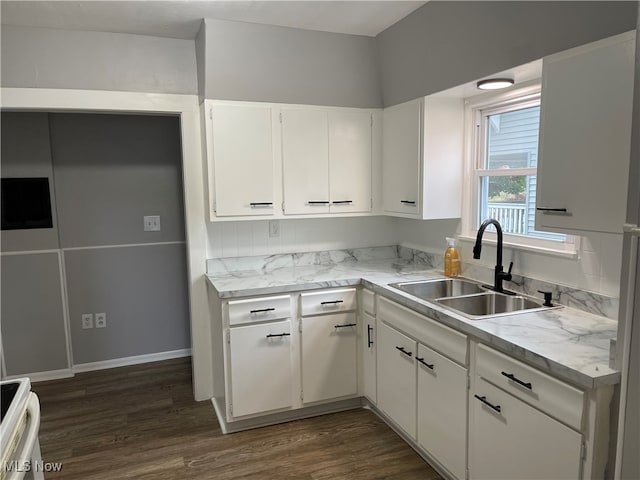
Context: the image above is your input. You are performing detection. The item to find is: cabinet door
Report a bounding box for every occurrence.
[301,313,357,404]
[229,320,292,417]
[210,104,275,217]
[382,100,421,216]
[470,377,582,480]
[328,111,372,213]
[282,109,330,215]
[417,344,467,480]
[362,311,377,403]
[536,32,635,234]
[377,320,417,439]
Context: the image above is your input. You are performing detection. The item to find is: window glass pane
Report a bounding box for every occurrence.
[485,106,540,169]
[479,174,565,241]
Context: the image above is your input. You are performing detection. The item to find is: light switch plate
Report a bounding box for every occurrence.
[269,220,280,237]
[144,215,161,231]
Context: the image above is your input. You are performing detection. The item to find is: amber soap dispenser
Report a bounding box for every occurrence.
[444,237,461,277]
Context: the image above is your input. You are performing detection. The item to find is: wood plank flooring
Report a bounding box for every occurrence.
[33,357,442,479]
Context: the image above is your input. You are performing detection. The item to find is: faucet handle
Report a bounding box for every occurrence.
[505,261,513,281]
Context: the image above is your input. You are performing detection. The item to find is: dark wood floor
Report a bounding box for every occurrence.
[33,357,442,479]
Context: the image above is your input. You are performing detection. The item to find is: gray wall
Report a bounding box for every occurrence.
[377,1,638,106]
[49,113,190,365]
[0,112,60,252]
[202,18,382,107]
[64,244,190,364]
[0,25,198,94]
[50,114,186,248]
[1,113,190,374]
[1,253,68,375]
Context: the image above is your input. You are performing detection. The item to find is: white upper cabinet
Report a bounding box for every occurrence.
[328,111,372,213]
[535,31,635,234]
[282,108,374,216]
[282,109,331,215]
[382,99,421,215]
[207,102,276,218]
[382,96,464,219]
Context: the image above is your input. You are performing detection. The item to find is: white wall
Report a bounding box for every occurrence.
[206,216,399,258]
[396,218,623,297]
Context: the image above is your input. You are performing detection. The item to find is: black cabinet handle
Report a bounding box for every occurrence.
[331,200,353,205]
[308,201,330,205]
[250,307,276,314]
[416,357,434,370]
[474,394,501,413]
[536,207,567,212]
[395,346,412,357]
[501,371,532,390]
[400,200,416,205]
[249,202,273,207]
[321,300,344,305]
[367,325,373,348]
[536,207,572,216]
[334,323,356,329]
[266,333,291,338]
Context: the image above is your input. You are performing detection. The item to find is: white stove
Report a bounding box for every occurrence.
[0,378,44,480]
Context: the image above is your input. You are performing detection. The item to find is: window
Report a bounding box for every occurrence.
[463,85,578,255]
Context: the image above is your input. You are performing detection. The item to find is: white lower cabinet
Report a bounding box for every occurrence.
[377,320,417,439]
[301,312,358,404]
[470,377,583,480]
[417,343,468,480]
[228,319,293,418]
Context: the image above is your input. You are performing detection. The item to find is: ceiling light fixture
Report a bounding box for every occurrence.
[476,78,515,90]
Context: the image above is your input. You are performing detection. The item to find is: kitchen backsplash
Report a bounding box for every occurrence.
[207,245,619,320]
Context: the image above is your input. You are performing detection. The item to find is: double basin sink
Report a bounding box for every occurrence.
[389,278,559,320]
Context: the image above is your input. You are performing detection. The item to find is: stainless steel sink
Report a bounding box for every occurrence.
[389,278,486,301]
[435,292,548,319]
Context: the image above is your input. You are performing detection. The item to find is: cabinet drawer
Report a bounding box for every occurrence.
[228,295,292,326]
[378,297,467,365]
[476,344,584,430]
[301,288,357,316]
[361,289,375,316]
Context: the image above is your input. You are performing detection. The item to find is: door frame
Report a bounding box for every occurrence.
[1,88,213,401]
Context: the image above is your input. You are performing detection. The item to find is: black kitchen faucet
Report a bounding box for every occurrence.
[473,218,514,294]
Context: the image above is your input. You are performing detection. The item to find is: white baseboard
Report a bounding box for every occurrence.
[3,369,74,383]
[73,348,191,373]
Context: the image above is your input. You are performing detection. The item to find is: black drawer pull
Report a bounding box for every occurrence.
[416,357,434,370]
[367,325,374,348]
[266,333,291,338]
[249,202,273,207]
[321,300,344,305]
[474,394,501,413]
[395,346,412,357]
[400,200,416,205]
[250,307,276,314]
[332,200,353,204]
[501,371,532,390]
[334,323,356,329]
[308,201,330,205]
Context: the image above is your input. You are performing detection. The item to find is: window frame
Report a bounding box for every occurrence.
[461,82,579,257]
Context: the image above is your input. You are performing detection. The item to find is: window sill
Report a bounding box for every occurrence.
[458,234,579,260]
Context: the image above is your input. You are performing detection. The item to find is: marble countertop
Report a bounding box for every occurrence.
[206,258,619,390]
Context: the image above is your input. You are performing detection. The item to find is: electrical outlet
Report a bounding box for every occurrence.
[269,220,280,237]
[95,312,107,328]
[82,313,93,329]
[143,215,161,231]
